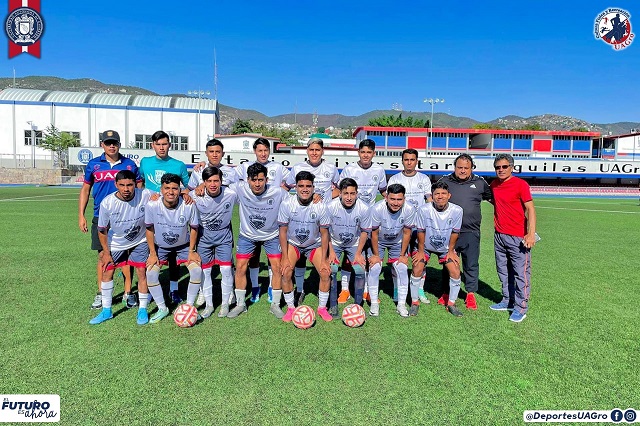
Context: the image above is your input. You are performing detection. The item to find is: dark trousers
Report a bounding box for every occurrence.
[441,231,481,293]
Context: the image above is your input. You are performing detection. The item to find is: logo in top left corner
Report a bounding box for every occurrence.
[5,5,45,58]
[78,149,93,164]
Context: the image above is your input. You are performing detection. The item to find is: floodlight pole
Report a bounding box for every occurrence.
[27,121,36,168]
[423,98,444,156]
[188,89,210,151]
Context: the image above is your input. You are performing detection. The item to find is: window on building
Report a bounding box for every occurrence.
[24,130,43,146]
[170,136,188,151]
[494,134,511,139]
[135,134,153,150]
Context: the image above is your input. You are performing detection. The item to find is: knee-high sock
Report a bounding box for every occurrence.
[295,267,305,292]
[353,266,366,305]
[139,292,149,309]
[186,264,202,306]
[341,271,351,291]
[449,277,462,304]
[330,273,338,307]
[393,262,409,305]
[249,267,259,289]
[410,275,421,303]
[202,267,213,308]
[146,265,166,310]
[368,263,382,303]
[101,280,114,309]
[268,266,273,286]
[272,289,282,306]
[220,266,234,307]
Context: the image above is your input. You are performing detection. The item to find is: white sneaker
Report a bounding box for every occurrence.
[200,305,215,318]
[218,304,230,318]
[396,303,409,318]
[228,292,236,305]
[369,302,380,317]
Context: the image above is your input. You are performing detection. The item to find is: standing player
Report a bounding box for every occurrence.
[367,184,415,317]
[190,167,237,318]
[78,130,141,310]
[284,138,340,304]
[410,182,464,317]
[338,138,387,303]
[279,171,333,322]
[489,154,537,323]
[140,130,192,304]
[90,170,152,325]
[438,154,492,310]
[188,138,238,189]
[326,178,371,318]
[387,148,432,303]
[228,163,288,319]
[144,174,201,323]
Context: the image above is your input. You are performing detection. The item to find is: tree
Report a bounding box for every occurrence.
[41,124,80,168]
[231,119,253,134]
[519,122,544,131]
[367,114,427,128]
[570,127,589,132]
[472,123,494,129]
[317,126,326,134]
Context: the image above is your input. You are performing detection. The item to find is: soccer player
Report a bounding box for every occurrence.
[188,138,238,189]
[284,138,340,304]
[438,154,492,310]
[140,130,192,304]
[326,178,371,318]
[279,171,333,322]
[411,182,464,317]
[89,170,152,325]
[189,166,237,318]
[387,148,432,304]
[144,173,201,323]
[78,130,141,310]
[367,183,415,317]
[227,163,288,319]
[489,154,537,323]
[337,138,387,303]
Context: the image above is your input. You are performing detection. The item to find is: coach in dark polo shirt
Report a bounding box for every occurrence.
[438,154,492,310]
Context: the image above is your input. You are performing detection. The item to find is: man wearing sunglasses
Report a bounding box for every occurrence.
[489,154,537,323]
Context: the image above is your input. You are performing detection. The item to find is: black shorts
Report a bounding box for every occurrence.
[90,216,102,251]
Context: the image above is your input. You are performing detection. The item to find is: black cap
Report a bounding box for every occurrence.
[101,130,120,143]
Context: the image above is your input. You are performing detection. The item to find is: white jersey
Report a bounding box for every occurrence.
[415,202,463,253]
[370,200,416,247]
[339,162,387,207]
[236,181,288,240]
[286,160,339,203]
[145,198,199,248]
[278,195,330,248]
[188,163,238,189]
[327,198,371,248]
[236,160,290,186]
[387,172,432,209]
[98,188,152,251]
[189,186,237,245]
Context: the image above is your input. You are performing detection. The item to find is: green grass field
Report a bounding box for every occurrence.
[1,186,639,425]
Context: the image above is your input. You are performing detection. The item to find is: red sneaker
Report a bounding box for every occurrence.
[337,290,351,304]
[465,293,477,310]
[437,294,449,306]
[282,306,294,322]
[317,307,333,322]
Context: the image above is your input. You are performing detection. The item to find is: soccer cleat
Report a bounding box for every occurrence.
[418,288,430,304]
[295,291,306,307]
[489,301,514,311]
[437,294,449,306]
[396,303,409,318]
[149,307,170,323]
[217,304,230,318]
[409,302,420,316]
[125,293,138,309]
[200,306,215,319]
[89,308,113,325]
[317,307,332,322]
[337,289,351,304]
[170,290,182,304]
[328,305,340,320]
[509,310,527,323]
[136,307,149,325]
[369,302,380,317]
[250,287,260,303]
[447,303,463,317]
[228,292,236,305]
[91,293,102,309]
[226,304,247,319]
[363,291,370,302]
[282,307,294,322]
[270,303,285,319]
[267,285,273,304]
[465,293,478,310]
[196,290,205,307]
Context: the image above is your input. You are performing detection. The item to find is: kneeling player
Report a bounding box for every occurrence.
[411,181,464,317]
[368,184,415,317]
[327,178,370,318]
[145,173,202,323]
[90,170,152,325]
[190,166,237,318]
[279,171,333,322]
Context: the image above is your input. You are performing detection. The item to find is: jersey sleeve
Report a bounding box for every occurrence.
[360,208,372,232]
[370,205,381,230]
[132,163,143,183]
[423,174,432,198]
[378,169,388,192]
[405,206,416,229]
[318,204,330,228]
[83,162,94,185]
[97,199,110,231]
[520,179,533,203]
[281,166,291,185]
[144,201,154,227]
[452,207,463,233]
[285,166,297,189]
[189,205,200,228]
[187,171,199,190]
[331,168,340,186]
[237,164,247,181]
[414,206,425,232]
[277,197,290,226]
[180,163,190,189]
[139,158,147,186]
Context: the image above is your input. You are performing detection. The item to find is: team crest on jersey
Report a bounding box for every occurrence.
[324,171,330,178]
[178,215,187,225]
[94,164,100,170]
[267,199,274,205]
[372,175,379,182]
[162,231,180,245]
[269,170,276,178]
[447,218,453,225]
[310,212,317,220]
[249,214,266,229]
[295,228,310,243]
[224,202,231,210]
[140,205,145,213]
[417,183,423,190]
[339,232,354,245]
[430,235,446,250]
[383,233,397,241]
[123,225,141,241]
[154,170,165,183]
[355,217,360,225]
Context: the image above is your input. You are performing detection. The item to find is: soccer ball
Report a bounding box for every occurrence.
[342,304,366,328]
[292,305,316,329]
[173,304,198,328]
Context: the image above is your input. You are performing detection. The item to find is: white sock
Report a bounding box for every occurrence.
[249,268,259,288]
[341,271,350,291]
[268,266,273,286]
[139,292,149,309]
[202,267,213,308]
[368,263,381,303]
[318,291,329,308]
[394,262,409,305]
[235,289,246,306]
[284,291,295,308]
[272,289,282,305]
[170,280,178,292]
[220,266,234,307]
[186,282,200,306]
[449,277,462,303]
[148,285,166,310]
[410,275,421,303]
[101,280,114,309]
[295,267,305,292]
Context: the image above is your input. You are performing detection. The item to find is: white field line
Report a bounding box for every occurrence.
[537,206,640,214]
[535,198,638,205]
[0,198,77,202]
[0,193,73,202]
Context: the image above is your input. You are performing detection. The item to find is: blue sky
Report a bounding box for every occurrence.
[2,0,638,123]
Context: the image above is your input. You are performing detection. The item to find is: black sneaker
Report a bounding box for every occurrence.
[125,293,138,309]
[409,303,420,316]
[447,304,463,317]
[295,291,306,307]
[328,305,340,320]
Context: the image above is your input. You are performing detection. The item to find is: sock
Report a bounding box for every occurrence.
[393,262,409,305]
[354,276,365,305]
[410,275,421,303]
[368,263,381,304]
[220,266,233,307]
[250,268,259,288]
[272,289,282,305]
[268,266,273,286]
[139,292,149,309]
[449,277,462,303]
[235,289,246,306]
[330,274,338,307]
[284,291,295,308]
[101,280,114,309]
[148,285,166,310]
[202,267,213,308]
[187,282,200,306]
[295,267,305,292]
[341,271,351,291]
[170,280,178,292]
[318,291,329,308]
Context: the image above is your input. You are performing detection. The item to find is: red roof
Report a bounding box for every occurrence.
[353,126,600,137]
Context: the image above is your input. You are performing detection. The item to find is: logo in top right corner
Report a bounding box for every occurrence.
[594,8,634,50]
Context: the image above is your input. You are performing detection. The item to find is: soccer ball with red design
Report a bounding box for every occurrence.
[292,305,316,329]
[173,304,198,328]
[342,304,366,328]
